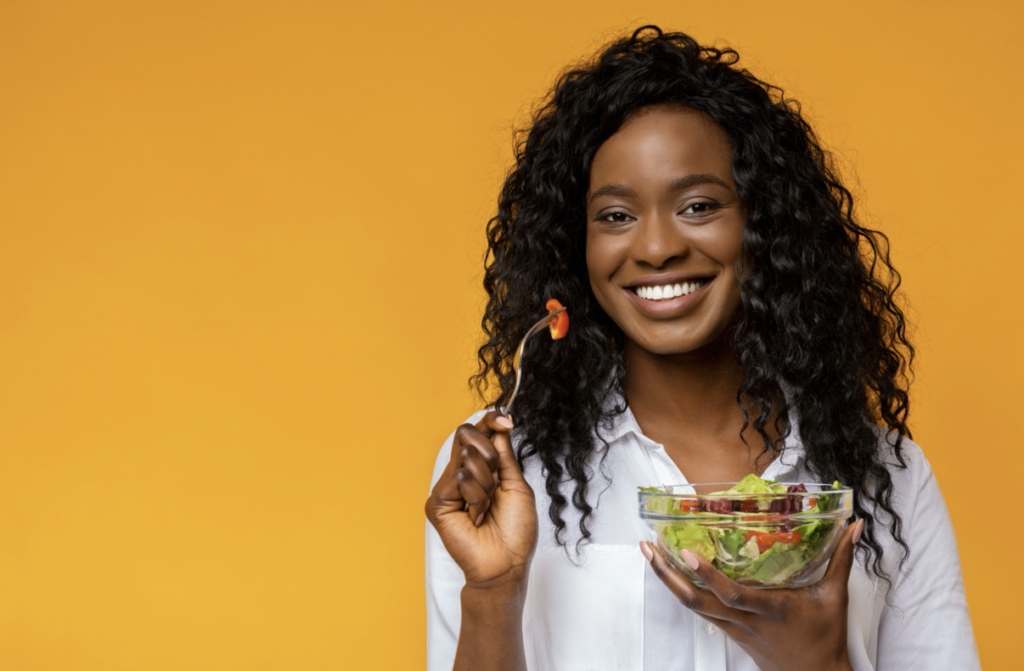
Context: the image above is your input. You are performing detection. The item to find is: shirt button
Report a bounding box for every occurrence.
[706,623,718,636]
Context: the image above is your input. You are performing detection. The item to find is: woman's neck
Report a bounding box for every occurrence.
[622,335,777,482]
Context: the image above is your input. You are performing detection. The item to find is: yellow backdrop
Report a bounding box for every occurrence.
[1,1,1019,668]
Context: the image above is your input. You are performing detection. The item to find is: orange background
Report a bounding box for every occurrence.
[1,1,1020,668]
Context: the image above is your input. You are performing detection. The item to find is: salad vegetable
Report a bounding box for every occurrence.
[640,474,848,586]
[545,298,569,339]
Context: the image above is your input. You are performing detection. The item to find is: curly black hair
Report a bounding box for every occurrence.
[472,25,913,584]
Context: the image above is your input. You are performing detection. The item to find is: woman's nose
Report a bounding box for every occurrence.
[631,212,689,268]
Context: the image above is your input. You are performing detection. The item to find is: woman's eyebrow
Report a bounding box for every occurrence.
[588,184,636,204]
[588,173,731,204]
[667,173,730,192]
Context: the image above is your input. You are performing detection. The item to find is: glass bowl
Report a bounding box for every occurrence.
[638,482,853,588]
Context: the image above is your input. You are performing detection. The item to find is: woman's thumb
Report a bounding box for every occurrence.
[492,422,527,483]
[474,411,525,483]
[823,518,863,590]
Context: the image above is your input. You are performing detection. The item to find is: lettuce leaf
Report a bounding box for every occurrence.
[660,524,717,561]
[739,536,761,561]
[744,543,804,583]
[792,519,836,558]
[710,473,786,496]
[716,527,747,559]
[640,486,674,515]
[812,480,844,513]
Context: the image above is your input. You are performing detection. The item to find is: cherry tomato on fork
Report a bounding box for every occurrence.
[545,299,569,339]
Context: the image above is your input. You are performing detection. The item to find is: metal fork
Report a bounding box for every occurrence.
[501,307,567,419]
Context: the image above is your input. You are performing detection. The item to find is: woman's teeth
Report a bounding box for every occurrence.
[634,280,706,301]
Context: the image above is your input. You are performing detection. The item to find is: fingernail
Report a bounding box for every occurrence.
[475,512,485,527]
[680,548,700,570]
[496,416,514,429]
[639,541,653,562]
[851,519,864,544]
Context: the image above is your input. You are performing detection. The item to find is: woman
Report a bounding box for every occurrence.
[425,26,979,671]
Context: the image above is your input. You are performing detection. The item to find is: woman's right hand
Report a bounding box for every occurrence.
[425,411,538,589]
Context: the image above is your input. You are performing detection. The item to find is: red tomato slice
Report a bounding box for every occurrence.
[545,298,569,340]
[674,499,698,513]
[742,530,803,553]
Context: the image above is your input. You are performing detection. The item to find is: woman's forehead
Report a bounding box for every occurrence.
[589,106,734,194]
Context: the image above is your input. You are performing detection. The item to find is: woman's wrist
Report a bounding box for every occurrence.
[461,575,528,614]
[454,579,529,671]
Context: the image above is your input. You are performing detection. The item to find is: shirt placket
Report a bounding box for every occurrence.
[693,617,727,670]
[647,443,728,671]
[637,431,786,671]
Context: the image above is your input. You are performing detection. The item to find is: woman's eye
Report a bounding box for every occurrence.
[598,211,632,223]
[681,201,719,216]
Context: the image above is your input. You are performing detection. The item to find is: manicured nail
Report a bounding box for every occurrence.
[851,519,864,544]
[475,512,485,527]
[639,541,653,562]
[680,548,700,570]
[496,416,514,429]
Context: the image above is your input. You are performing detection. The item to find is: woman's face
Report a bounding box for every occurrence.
[585,105,746,356]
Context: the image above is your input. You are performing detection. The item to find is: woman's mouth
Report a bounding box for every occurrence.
[632,278,709,301]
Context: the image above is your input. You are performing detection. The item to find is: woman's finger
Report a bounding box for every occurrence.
[455,469,491,523]
[820,519,862,598]
[456,443,498,498]
[474,412,526,486]
[455,444,497,524]
[474,410,515,438]
[429,421,505,524]
[475,412,515,488]
[453,424,501,473]
[643,542,751,624]
[427,466,472,522]
[681,547,769,616]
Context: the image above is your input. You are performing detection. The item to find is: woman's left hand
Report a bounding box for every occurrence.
[643,519,864,671]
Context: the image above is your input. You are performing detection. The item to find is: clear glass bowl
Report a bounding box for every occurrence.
[638,482,854,588]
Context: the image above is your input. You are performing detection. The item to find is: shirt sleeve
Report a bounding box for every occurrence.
[875,438,981,670]
[425,411,486,671]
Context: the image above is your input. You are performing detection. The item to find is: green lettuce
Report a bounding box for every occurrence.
[716,527,747,559]
[639,486,674,515]
[660,523,717,561]
[812,480,844,513]
[743,543,804,582]
[710,474,787,496]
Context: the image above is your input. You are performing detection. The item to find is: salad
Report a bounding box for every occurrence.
[639,474,852,587]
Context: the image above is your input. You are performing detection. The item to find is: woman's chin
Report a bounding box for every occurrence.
[622,324,736,360]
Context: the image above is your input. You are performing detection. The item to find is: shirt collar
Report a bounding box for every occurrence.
[595,393,808,476]
[768,416,806,479]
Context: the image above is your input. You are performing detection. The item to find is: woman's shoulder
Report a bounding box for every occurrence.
[867,427,951,543]
[871,427,934,493]
[863,429,979,668]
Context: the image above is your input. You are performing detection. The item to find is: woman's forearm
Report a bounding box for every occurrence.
[453,581,529,671]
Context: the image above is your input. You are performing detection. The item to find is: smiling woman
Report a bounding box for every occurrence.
[586,106,745,358]
[424,26,980,671]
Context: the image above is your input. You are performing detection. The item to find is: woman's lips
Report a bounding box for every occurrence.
[625,277,713,316]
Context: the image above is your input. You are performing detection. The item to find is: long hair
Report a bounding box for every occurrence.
[472,26,913,583]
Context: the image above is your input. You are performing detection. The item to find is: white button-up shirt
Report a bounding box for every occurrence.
[426,407,980,670]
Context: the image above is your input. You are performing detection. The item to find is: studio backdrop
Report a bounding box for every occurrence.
[0,1,1020,668]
